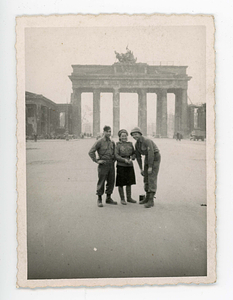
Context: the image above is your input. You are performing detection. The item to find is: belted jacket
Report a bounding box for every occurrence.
[89,136,115,163]
[135,136,160,169]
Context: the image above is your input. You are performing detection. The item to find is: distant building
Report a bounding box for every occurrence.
[83,122,92,134]
[57,104,72,134]
[188,103,206,133]
[197,103,206,131]
[26,91,72,138]
[26,92,206,139]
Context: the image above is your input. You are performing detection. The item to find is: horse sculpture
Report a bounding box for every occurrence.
[115,47,137,64]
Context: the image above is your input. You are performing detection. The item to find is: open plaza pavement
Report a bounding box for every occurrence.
[26,137,207,279]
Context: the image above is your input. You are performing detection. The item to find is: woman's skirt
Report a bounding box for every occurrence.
[116,165,136,186]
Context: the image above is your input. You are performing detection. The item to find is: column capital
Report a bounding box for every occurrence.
[73,88,82,93]
[72,89,82,99]
[156,88,167,97]
[138,89,147,100]
[93,88,101,94]
[174,88,187,96]
[113,88,120,93]
[137,88,147,94]
[174,89,181,96]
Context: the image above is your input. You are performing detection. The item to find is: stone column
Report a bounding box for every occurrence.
[65,106,69,133]
[93,90,101,137]
[156,91,162,137]
[47,107,51,134]
[189,106,195,133]
[71,89,82,137]
[174,90,181,134]
[36,104,41,135]
[162,89,168,138]
[49,108,53,133]
[113,89,120,137]
[33,104,37,135]
[158,89,167,138]
[45,107,49,135]
[138,89,147,135]
[181,89,188,136]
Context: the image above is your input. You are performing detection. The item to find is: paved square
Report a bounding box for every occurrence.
[26,138,206,279]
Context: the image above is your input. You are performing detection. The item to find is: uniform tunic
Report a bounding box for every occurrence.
[135,136,161,193]
[115,141,136,186]
[88,136,115,196]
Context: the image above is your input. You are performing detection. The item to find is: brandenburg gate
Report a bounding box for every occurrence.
[69,50,191,137]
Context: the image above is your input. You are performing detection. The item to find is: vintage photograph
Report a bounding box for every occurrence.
[16,15,215,287]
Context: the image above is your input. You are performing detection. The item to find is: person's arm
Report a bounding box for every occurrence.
[135,145,143,171]
[88,140,100,163]
[130,142,136,160]
[111,141,117,162]
[115,143,128,163]
[144,139,155,168]
[153,142,160,161]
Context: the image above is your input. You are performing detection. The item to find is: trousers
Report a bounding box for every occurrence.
[144,153,161,193]
[96,162,115,196]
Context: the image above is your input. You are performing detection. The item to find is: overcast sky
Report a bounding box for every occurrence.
[25,26,206,132]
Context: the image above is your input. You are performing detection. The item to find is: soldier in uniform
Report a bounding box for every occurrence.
[88,125,117,207]
[130,127,161,208]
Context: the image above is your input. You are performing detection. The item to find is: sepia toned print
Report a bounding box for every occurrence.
[16,14,215,287]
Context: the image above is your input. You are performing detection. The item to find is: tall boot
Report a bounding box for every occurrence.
[152,195,155,207]
[126,185,136,203]
[97,195,103,207]
[139,192,149,204]
[106,194,117,205]
[118,186,127,205]
[144,192,155,208]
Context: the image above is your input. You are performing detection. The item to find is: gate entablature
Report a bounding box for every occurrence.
[69,64,191,90]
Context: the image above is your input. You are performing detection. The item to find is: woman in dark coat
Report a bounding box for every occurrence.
[115,129,136,205]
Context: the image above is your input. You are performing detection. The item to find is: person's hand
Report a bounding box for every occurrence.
[148,167,152,174]
[98,160,106,165]
[140,169,144,176]
[124,159,130,164]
